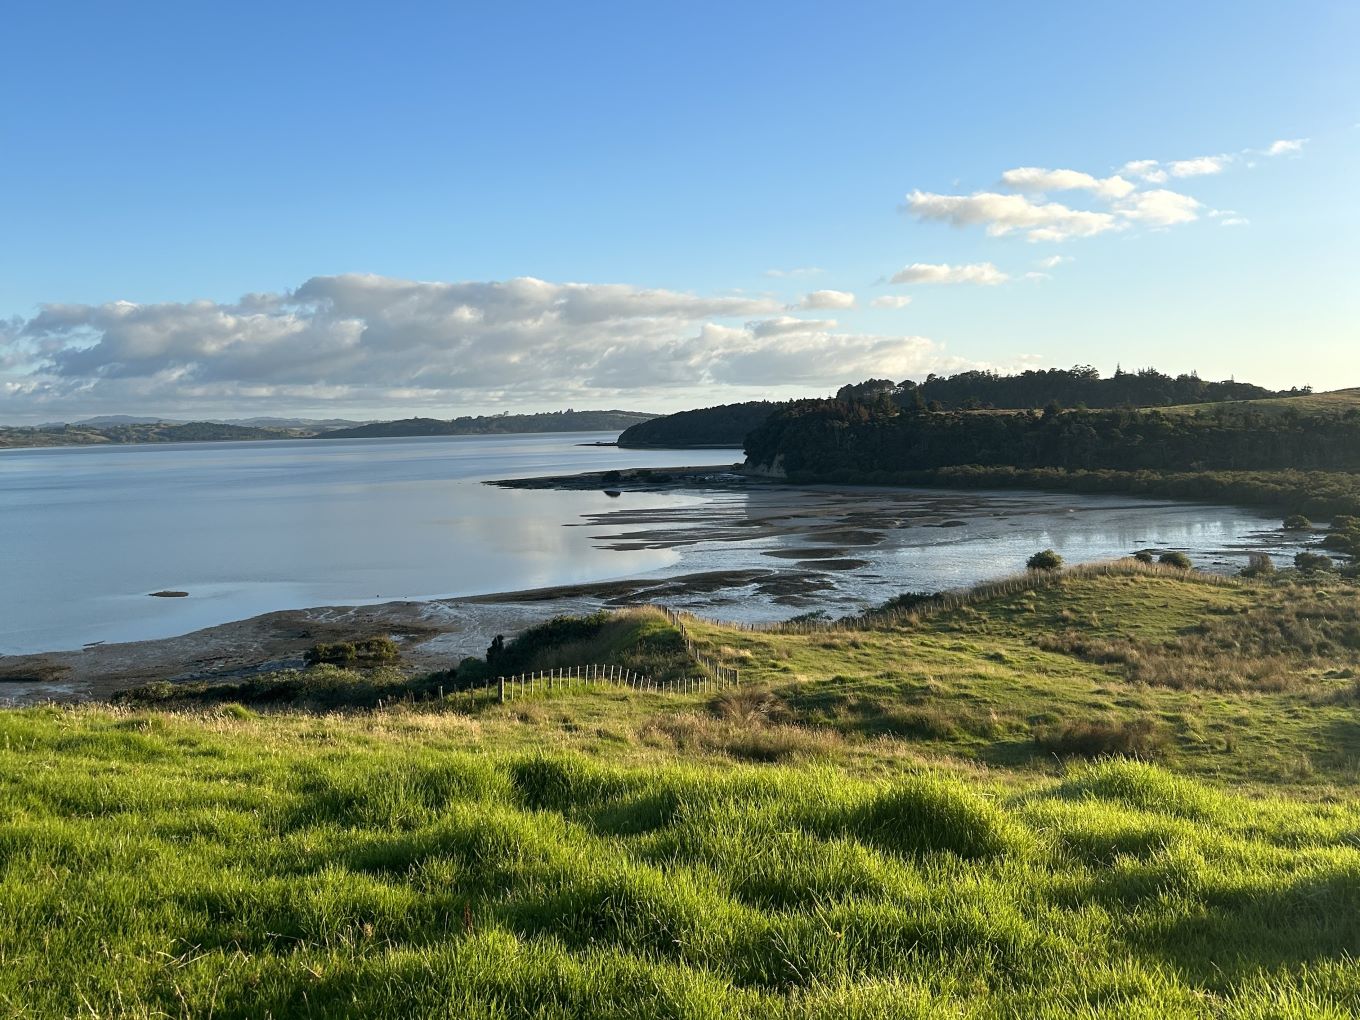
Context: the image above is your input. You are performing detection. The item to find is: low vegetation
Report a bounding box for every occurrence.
[7,565,1360,1016]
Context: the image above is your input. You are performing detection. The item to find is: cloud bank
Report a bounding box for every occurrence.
[0,274,965,420]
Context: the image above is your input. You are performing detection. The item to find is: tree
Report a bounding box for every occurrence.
[1027,549,1064,571]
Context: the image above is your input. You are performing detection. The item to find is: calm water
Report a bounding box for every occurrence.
[0,434,721,654]
[0,432,1302,654]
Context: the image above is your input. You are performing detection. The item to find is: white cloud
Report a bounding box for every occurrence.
[1267,138,1306,156]
[999,167,1135,199]
[870,295,914,309]
[890,262,1010,285]
[1168,155,1231,177]
[904,190,1120,242]
[1120,159,1169,184]
[1036,255,1072,269]
[1209,210,1250,227]
[1,274,976,419]
[764,266,824,278]
[797,289,856,310]
[1114,189,1202,226]
[748,316,839,337]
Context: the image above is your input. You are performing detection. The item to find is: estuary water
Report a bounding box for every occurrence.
[0,432,1303,655]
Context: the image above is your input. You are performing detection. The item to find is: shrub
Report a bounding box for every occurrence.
[1240,552,1275,577]
[1132,550,1155,564]
[1294,551,1334,573]
[304,636,399,667]
[1284,514,1313,530]
[1158,551,1192,570]
[1027,549,1064,571]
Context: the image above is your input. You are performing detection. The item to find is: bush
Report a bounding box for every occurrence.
[1284,514,1313,530]
[1158,552,1192,570]
[1240,552,1275,578]
[1294,551,1334,573]
[304,636,400,667]
[1132,550,1155,564]
[1027,549,1064,571]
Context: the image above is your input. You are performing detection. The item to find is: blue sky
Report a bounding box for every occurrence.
[1,0,1356,421]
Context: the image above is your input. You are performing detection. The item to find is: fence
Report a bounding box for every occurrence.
[657,606,741,686]
[490,662,738,703]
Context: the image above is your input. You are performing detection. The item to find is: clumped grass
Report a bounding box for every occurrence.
[1032,716,1168,759]
[1,714,1360,1018]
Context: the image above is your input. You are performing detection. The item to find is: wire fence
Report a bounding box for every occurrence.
[489,663,739,703]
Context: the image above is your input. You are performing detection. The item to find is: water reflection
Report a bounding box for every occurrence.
[0,434,1307,652]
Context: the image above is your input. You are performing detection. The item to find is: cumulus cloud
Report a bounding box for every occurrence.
[870,295,914,309]
[1120,159,1169,184]
[1113,189,1201,226]
[889,262,1009,285]
[1168,155,1231,177]
[999,167,1135,199]
[904,190,1121,242]
[1267,138,1306,156]
[0,274,971,419]
[796,289,856,310]
[1036,255,1071,269]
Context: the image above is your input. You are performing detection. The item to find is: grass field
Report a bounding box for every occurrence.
[3,566,1360,1017]
[1161,387,1360,418]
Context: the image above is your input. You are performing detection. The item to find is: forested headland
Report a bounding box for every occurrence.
[618,366,1306,449]
[742,390,1360,525]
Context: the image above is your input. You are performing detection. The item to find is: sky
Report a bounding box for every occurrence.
[1,0,1357,423]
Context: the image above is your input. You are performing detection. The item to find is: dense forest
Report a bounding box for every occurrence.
[617,401,786,447]
[316,409,655,440]
[745,400,1360,477]
[616,367,1304,449]
[840,366,1296,411]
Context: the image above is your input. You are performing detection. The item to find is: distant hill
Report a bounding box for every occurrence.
[0,421,302,449]
[314,410,657,440]
[617,401,786,448]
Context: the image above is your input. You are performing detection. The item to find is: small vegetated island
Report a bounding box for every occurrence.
[6,366,1360,1017]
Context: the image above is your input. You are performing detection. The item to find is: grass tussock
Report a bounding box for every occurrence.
[1032,716,1168,759]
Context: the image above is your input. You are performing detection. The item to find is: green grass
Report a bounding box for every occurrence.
[5,568,1360,1016]
[3,715,1360,1019]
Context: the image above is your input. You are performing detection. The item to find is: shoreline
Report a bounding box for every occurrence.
[1,465,1311,706]
[0,568,801,705]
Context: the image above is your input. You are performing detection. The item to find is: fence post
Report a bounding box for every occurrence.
[498,676,505,704]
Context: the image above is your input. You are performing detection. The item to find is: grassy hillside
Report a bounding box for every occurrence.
[1162,387,1360,419]
[4,567,1360,1017]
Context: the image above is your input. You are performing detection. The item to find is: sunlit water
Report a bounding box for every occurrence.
[0,433,1306,654]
